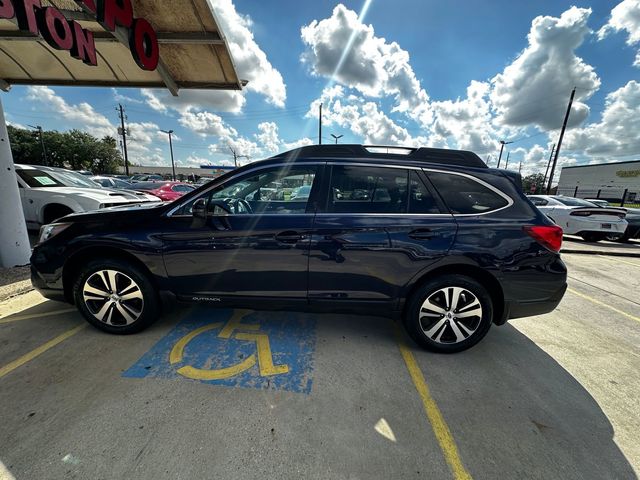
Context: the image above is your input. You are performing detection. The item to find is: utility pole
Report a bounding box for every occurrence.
[229,147,249,167]
[331,133,343,144]
[497,140,513,168]
[542,143,556,193]
[160,129,176,180]
[318,103,323,145]
[486,155,492,166]
[117,104,130,176]
[504,151,510,169]
[518,161,522,174]
[28,125,48,166]
[546,87,576,194]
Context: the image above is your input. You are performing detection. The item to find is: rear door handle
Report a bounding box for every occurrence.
[275,231,305,243]
[408,228,433,240]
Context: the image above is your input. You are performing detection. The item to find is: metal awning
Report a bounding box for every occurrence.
[0,0,244,95]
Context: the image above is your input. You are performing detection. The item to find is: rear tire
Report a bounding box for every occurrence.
[581,232,605,243]
[72,258,160,334]
[404,274,493,353]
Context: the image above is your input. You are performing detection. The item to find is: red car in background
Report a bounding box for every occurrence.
[125,181,195,202]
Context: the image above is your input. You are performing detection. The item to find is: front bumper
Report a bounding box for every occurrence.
[30,265,67,303]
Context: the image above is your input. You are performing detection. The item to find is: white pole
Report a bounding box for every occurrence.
[0,96,31,267]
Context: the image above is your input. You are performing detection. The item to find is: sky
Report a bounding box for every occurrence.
[4,0,640,177]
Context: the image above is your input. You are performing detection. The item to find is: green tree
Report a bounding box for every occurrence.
[522,173,546,194]
[8,126,122,173]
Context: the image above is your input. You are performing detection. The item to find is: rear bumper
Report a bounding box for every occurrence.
[505,282,567,321]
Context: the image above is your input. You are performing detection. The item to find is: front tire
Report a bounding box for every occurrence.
[73,258,160,334]
[404,274,493,353]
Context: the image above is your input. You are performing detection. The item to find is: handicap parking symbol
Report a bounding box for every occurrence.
[123,308,316,394]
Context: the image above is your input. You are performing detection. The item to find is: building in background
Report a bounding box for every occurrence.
[557,160,640,202]
[120,164,236,180]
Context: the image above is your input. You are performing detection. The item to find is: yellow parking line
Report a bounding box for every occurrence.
[0,308,77,325]
[0,324,86,379]
[395,327,472,480]
[596,255,640,268]
[568,288,640,324]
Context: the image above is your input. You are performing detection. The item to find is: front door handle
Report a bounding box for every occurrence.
[275,231,305,243]
[408,228,433,240]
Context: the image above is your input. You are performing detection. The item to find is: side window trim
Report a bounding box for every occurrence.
[423,168,514,216]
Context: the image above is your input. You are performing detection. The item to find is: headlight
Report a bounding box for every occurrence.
[38,223,71,244]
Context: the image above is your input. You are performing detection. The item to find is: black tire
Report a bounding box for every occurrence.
[607,232,630,243]
[72,258,160,334]
[581,232,605,243]
[43,204,74,224]
[404,274,493,353]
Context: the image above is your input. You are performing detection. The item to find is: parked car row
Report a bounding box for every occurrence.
[15,164,196,228]
[528,194,639,242]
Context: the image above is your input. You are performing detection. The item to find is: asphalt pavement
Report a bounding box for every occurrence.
[0,254,638,480]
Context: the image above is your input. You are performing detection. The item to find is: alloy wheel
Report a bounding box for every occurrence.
[419,286,483,344]
[82,270,144,326]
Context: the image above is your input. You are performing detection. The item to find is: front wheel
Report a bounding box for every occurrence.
[404,274,493,353]
[73,258,160,334]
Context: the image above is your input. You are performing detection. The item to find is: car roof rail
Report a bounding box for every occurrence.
[270,144,488,168]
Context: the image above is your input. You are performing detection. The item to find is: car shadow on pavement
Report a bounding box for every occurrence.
[408,322,637,480]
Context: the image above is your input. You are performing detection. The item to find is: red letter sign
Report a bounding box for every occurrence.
[0,0,15,20]
[97,0,133,31]
[36,7,73,50]
[70,21,97,66]
[129,18,159,71]
[14,0,41,35]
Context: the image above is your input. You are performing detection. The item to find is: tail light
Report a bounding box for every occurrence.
[524,225,563,253]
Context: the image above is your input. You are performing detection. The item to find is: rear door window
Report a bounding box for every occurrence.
[327,165,408,213]
[427,171,510,214]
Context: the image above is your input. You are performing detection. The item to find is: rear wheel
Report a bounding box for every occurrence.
[581,232,606,242]
[73,258,160,334]
[404,274,493,353]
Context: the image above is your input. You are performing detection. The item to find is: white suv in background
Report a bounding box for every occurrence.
[15,164,159,229]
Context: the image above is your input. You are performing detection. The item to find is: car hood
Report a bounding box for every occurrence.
[63,201,167,221]
[31,186,143,202]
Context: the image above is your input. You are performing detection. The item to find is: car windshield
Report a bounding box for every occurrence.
[554,197,599,207]
[17,169,65,188]
[48,169,101,188]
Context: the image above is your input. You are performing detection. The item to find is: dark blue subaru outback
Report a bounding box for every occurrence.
[30,145,567,353]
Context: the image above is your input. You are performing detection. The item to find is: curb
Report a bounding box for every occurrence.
[561,249,640,258]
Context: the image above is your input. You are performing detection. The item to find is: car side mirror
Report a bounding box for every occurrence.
[192,198,207,219]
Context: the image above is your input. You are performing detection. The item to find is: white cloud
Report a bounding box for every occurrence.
[255,122,280,153]
[178,111,238,138]
[429,81,512,154]
[598,0,640,66]
[307,86,425,146]
[213,0,286,107]
[490,7,600,130]
[25,86,115,139]
[301,4,432,126]
[564,80,640,158]
[111,88,143,104]
[141,0,286,115]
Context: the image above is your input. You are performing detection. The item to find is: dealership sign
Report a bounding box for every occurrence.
[0,0,159,70]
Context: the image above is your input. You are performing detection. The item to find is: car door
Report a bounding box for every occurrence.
[307,164,457,311]
[162,163,323,303]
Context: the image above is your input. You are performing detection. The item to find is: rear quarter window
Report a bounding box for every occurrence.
[427,171,510,214]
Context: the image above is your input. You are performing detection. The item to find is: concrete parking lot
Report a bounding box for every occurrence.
[1,254,639,480]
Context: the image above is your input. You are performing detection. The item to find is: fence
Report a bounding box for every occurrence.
[556,185,640,208]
